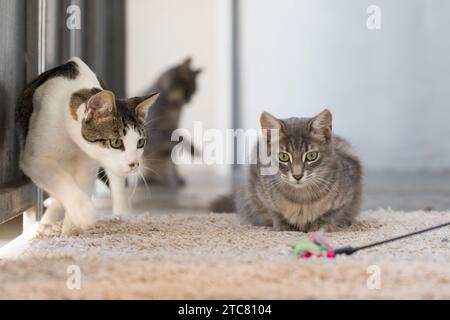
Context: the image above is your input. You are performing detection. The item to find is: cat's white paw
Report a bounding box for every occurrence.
[36,221,63,237]
[113,210,133,216]
[61,216,79,235]
[66,200,97,230]
[113,204,133,216]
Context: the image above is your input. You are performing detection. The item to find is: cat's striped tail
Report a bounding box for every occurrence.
[209,193,235,213]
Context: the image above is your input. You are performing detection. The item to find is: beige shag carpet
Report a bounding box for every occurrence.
[0,209,450,299]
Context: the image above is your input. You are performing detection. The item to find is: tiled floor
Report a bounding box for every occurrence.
[95,167,450,213]
[363,171,450,211]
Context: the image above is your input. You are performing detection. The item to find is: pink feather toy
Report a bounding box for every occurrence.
[292,221,450,259]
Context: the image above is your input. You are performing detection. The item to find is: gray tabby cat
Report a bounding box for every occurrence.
[211,109,363,232]
[141,57,202,188]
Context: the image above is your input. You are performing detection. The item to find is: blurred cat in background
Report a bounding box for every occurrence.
[141,57,202,188]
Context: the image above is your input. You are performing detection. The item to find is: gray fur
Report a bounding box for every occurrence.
[141,58,201,188]
[209,193,235,213]
[218,110,363,232]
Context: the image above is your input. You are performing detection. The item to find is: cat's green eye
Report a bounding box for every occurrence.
[305,151,318,162]
[110,138,123,149]
[278,152,290,162]
[137,138,146,149]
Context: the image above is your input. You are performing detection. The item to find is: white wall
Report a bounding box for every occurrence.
[126,0,232,173]
[240,0,450,172]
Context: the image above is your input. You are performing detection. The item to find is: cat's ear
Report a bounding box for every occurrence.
[193,68,202,76]
[85,90,116,122]
[260,111,286,142]
[308,109,333,142]
[134,92,160,122]
[182,57,192,68]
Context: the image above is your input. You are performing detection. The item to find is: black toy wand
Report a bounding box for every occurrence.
[333,221,450,256]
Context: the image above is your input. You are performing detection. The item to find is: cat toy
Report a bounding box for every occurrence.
[293,221,450,259]
[292,230,336,258]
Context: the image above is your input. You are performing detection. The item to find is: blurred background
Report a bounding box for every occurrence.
[128,0,450,212]
[1,0,450,242]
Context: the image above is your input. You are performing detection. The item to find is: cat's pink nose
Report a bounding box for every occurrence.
[128,161,139,170]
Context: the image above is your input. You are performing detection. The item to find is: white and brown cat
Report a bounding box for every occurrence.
[16,57,159,235]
